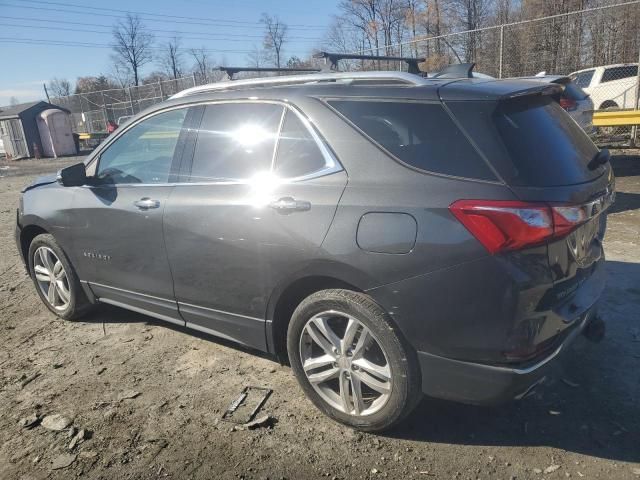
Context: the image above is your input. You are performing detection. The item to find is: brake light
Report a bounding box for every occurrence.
[559,97,577,111]
[449,200,587,254]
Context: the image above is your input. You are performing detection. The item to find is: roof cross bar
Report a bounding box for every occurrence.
[313,51,426,75]
[218,66,321,80]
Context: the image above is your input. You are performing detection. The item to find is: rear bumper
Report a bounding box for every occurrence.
[417,305,598,405]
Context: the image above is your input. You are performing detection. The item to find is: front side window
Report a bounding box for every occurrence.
[190,103,283,181]
[601,65,638,83]
[96,108,188,184]
[329,100,495,180]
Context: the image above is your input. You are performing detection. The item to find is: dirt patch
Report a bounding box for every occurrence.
[1,154,639,479]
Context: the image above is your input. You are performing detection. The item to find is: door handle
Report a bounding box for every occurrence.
[134,197,160,210]
[268,197,311,214]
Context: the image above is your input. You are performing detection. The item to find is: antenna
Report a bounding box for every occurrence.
[431,63,477,78]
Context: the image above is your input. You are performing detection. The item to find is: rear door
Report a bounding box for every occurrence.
[163,102,346,350]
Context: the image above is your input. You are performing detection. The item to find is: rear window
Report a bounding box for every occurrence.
[493,96,601,186]
[571,70,594,88]
[328,100,495,181]
[601,65,638,83]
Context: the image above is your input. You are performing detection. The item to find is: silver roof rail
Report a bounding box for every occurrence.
[170,71,429,99]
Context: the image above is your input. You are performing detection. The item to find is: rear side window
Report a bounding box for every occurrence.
[571,70,594,88]
[601,65,638,83]
[328,100,495,181]
[492,96,601,186]
[190,103,283,181]
[274,111,328,178]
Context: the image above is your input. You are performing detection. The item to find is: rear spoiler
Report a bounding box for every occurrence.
[438,79,564,101]
[500,83,563,100]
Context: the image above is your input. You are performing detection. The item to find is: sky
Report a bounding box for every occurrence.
[0,0,341,106]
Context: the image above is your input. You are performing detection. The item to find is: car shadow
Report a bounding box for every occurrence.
[609,191,640,214]
[610,154,640,178]
[79,260,639,463]
[84,304,276,362]
[386,259,640,463]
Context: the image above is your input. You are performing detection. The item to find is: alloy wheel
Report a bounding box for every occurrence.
[299,310,392,416]
[33,246,71,311]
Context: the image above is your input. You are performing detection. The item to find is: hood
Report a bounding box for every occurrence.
[21,173,58,193]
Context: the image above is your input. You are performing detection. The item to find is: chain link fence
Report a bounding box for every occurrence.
[51,76,198,135]
[349,1,640,146]
[50,2,640,146]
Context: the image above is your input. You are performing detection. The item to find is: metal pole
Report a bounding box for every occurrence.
[43,83,50,102]
[127,87,135,115]
[101,91,108,129]
[498,25,504,79]
[631,42,640,147]
[192,72,197,87]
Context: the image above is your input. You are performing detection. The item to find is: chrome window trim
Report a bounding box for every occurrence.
[86,99,343,184]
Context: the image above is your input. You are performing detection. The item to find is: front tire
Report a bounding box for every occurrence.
[287,289,421,432]
[28,233,93,320]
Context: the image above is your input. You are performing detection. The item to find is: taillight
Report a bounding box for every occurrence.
[559,97,577,111]
[449,200,587,254]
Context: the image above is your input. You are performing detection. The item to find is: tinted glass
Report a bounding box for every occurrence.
[493,96,601,186]
[191,103,283,181]
[274,111,327,178]
[601,65,638,83]
[572,70,594,88]
[97,108,187,184]
[329,100,495,180]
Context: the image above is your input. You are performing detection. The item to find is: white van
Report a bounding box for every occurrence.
[570,63,638,110]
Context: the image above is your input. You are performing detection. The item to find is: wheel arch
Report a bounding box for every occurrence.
[599,100,619,109]
[267,273,366,364]
[19,223,50,265]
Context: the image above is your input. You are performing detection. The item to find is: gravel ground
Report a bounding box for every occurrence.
[0,153,639,480]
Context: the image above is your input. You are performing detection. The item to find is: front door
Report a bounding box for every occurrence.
[71,106,192,324]
[163,102,346,349]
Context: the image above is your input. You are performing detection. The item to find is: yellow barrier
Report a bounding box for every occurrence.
[592,109,640,127]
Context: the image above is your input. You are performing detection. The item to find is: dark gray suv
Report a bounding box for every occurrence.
[15,72,614,431]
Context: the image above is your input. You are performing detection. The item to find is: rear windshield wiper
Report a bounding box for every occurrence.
[588,148,610,170]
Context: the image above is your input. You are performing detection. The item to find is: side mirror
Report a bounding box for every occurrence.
[57,162,87,187]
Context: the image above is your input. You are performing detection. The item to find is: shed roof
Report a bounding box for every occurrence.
[0,101,70,120]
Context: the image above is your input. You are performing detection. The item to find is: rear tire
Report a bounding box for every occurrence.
[28,233,93,320]
[287,289,422,432]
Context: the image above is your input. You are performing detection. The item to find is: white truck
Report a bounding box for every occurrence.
[569,63,639,110]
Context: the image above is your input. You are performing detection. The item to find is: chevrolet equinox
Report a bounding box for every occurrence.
[16,71,614,431]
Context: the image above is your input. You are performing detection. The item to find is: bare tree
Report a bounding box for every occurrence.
[111,14,154,86]
[190,47,212,83]
[260,13,288,68]
[48,78,72,97]
[160,36,183,79]
[107,62,133,88]
[246,45,268,68]
[9,96,19,106]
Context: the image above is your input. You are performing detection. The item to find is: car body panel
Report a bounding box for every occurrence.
[16,75,611,405]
